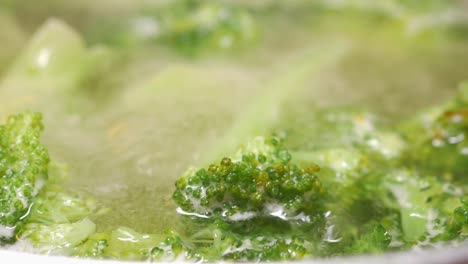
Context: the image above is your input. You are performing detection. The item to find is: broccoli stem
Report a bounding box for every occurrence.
[0,18,114,116]
[202,43,349,164]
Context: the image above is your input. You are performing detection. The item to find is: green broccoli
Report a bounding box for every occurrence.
[431,197,467,242]
[426,107,468,177]
[81,1,258,56]
[399,83,468,183]
[313,160,400,256]
[157,0,258,56]
[343,221,393,255]
[279,107,407,160]
[0,112,49,241]
[169,135,329,261]
[173,135,324,223]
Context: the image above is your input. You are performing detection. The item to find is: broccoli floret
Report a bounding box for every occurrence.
[432,197,467,242]
[279,107,406,160]
[0,112,49,241]
[426,107,468,175]
[82,1,258,56]
[158,0,258,56]
[399,84,468,183]
[170,135,327,261]
[344,222,393,255]
[173,135,324,223]
[447,199,468,240]
[317,167,401,256]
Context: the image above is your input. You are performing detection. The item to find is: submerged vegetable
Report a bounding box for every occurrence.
[174,136,324,222]
[169,135,326,261]
[157,0,258,56]
[82,0,258,56]
[439,198,468,241]
[0,18,116,116]
[399,83,468,183]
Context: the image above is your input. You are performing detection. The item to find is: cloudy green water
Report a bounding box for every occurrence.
[0,4,467,237]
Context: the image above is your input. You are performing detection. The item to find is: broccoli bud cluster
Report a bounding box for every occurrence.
[173,136,324,222]
[169,136,327,261]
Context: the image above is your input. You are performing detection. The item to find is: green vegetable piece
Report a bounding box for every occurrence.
[221,233,309,261]
[72,232,110,258]
[158,1,259,56]
[106,227,159,260]
[18,176,104,255]
[400,85,468,182]
[0,18,115,115]
[433,198,468,242]
[204,43,349,163]
[105,227,172,261]
[174,136,325,223]
[383,169,462,242]
[345,223,392,254]
[0,112,49,241]
[26,187,99,225]
[5,18,88,87]
[21,218,96,253]
[280,107,406,159]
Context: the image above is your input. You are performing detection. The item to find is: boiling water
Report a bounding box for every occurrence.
[0,7,467,238]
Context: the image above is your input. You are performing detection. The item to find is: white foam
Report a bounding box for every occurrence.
[0,224,15,239]
[228,211,257,221]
